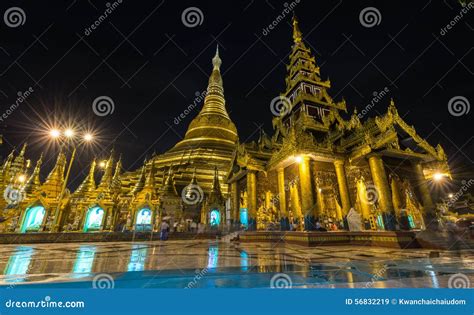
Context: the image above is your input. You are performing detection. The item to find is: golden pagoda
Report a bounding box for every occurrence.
[0,17,450,234]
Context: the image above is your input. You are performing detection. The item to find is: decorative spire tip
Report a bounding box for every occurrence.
[212,45,222,70]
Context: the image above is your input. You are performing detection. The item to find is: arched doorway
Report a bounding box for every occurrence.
[21,206,45,233]
[83,206,105,232]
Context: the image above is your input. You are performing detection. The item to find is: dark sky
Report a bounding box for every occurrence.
[0,0,473,188]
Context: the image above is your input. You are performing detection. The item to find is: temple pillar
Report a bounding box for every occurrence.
[277,168,289,231]
[231,181,239,226]
[246,171,257,231]
[390,176,403,216]
[316,187,324,217]
[298,156,315,230]
[334,160,351,218]
[356,179,372,222]
[412,162,436,230]
[367,154,396,230]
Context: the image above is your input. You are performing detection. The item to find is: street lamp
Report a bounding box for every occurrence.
[50,128,95,232]
[64,129,74,138]
[49,129,60,138]
[84,133,93,142]
[432,172,445,182]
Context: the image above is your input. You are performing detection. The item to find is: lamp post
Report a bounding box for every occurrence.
[50,129,94,232]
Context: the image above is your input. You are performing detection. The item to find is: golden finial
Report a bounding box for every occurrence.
[212,45,221,70]
[292,14,302,44]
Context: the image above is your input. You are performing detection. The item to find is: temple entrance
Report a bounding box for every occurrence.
[83,206,105,232]
[135,208,153,231]
[21,206,45,233]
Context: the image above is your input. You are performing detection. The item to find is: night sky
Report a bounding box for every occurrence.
[0,0,472,188]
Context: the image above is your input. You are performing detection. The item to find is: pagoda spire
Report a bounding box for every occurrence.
[111,156,122,193]
[73,159,96,196]
[292,14,303,44]
[130,163,146,195]
[98,152,114,190]
[200,45,228,118]
[1,150,14,181]
[160,167,177,196]
[171,46,238,150]
[208,166,223,204]
[23,154,42,194]
[212,45,221,70]
[144,163,155,189]
[42,149,66,194]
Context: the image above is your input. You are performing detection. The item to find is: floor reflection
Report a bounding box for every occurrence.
[128,244,148,272]
[71,245,97,278]
[207,244,219,270]
[240,250,249,271]
[3,246,35,283]
[0,240,470,288]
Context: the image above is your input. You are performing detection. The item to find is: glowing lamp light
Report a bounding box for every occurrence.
[64,129,75,138]
[99,160,107,168]
[83,133,93,142]
[433,172,445,182]
[49,129,61,138]
[17,174,26,183]
[295,156,303,164]
[448,193,454,198]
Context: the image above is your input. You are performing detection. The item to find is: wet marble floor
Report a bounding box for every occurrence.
[0,240,473,288]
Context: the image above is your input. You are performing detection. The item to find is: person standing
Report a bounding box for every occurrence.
[160,221,170,241]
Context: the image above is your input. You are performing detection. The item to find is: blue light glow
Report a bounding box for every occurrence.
[239,208,248,227]
[210,209,220,226]
[21,206,45,233]
[136,208,152,225]
[83,206,105,232]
